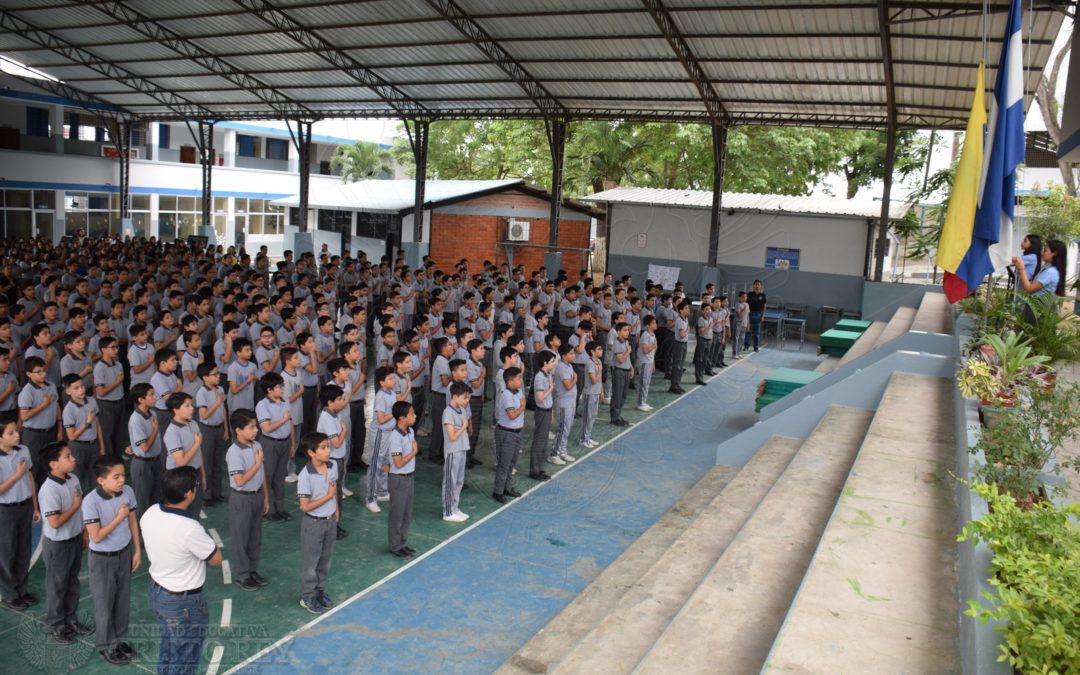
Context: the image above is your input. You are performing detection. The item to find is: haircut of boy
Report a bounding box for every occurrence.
[317,383,350,539]
[0,414,40,612]
[492,367,526,504]
[226,409,270,593]
[38,441,89,643]
[93,336,126,451]
[62,373,105,491]
[297,432,338,614]
[162,393,205,519]
[636,315,657,412]
[82,455,141,664]
[441,381,471,523]
[550,344,578,465]
[528,351,556,482]
[256,372,293,523]
[386,401,418,557]
[365,368,396,513]
[195,362,229,505]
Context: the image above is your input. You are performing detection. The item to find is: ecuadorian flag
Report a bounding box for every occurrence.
[940,0,1026,303]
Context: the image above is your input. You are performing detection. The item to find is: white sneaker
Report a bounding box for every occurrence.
[548,432,555,440]
[442,513,468,523]
[600,399,610,406]
[341,486,354,497]
[562,454,576,462]
[365,502,381,513]
[417,428,431,437]
[455,510,470,520]
[284,474,298,483]
[512,467,517,475]
[588,440,601,448]
[643,404,654,411]
[376,494,390,502]
[549,456,566,466]
[636,405,650,412]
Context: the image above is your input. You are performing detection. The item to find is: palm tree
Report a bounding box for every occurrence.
[330,141,392,182]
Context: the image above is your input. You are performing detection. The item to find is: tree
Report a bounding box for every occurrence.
[330,141,392,182]
[1035,40,1077,195]
[1024,183,1080,243]
[833,129,929,199]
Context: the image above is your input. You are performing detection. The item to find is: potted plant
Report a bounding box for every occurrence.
[957,332,1050,424]
[1016,294,1080,366]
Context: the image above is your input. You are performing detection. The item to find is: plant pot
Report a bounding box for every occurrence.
[979,400,1014,428]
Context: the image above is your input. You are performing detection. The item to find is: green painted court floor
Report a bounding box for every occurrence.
[0,352,788,674]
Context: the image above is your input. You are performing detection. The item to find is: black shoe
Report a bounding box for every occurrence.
[21,592,38,606]
[102,646,132,665]
[117,641,136,658]
[390,548,411,558]
[528,472,551,481]
[2,597,29,611]
[317,591,335,610]
[236,576,260,592]
[668,388,681,394]
[719,362,727,368]
[277,511,293,521]
[70,620,93,636]
[467,458,482,467]
[705,370,716,376]
[505,488,522,498]
[430,457,444,466]
[754,347,759,353]
[250,571,269,587]
[51,626,77,644]
[695,379,708,386]
[491,492,507,503]
[264,513,281,522]
[628,383,636,390]
[402,546,417,555]
[336,527,348,540]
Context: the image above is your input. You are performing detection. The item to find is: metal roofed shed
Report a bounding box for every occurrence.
[585,186,912,332]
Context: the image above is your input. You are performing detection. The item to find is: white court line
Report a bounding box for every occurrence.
[206,645,226,675]
[220,598,232,628]
[221,560,232,585]
[224,365,744,675]
[208,527,224,548]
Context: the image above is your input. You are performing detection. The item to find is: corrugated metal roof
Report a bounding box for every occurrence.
[272,179,525,212]
[583,186,911,220]
[0,0,1066,129]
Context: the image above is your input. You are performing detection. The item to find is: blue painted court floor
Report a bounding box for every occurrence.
[232,344,824,674]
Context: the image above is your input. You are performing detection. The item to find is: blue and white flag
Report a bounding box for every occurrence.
[950,0,1025,293]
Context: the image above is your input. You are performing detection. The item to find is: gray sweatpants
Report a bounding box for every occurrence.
[493,427,521,495]
[387,472,414,553]
[637,362,655,407]
[199,423,229,502]
[610,367,629,422]
[579,393,599,443]
[300,515,335,599]
[366,430,389,505]
[44,535,81,632]
[441,452,466,517]
[530,408,552,475]
[70,440,97,493]
[89,546,132,651]
[260,435,290,515]
[0,499,32,602]
[131,456,161,522]
[228,489,263,580]
[553,404,574,458]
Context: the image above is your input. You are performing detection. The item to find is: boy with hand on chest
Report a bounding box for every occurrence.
[317,384,349,540]
[38,441,89,644]
[491,368,526,504]
[364,369,396,514]
[162,393,205,519]
[226,410,270,593]
[441,381,472,523]
[386,401,419,558]
[227,338,258,413]
[528,351,556,482]
[61,374,104,492]
[256,372,293,523]
[0,414,40,612]
[195,363,229,506]
[296,432,338,615]
[82,455,141,665]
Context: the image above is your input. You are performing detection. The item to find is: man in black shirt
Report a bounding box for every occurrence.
[745,280,767,352]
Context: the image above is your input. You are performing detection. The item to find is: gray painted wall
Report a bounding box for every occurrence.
[861,281,942,321]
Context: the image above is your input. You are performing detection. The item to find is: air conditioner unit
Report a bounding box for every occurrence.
[507,219,530,242]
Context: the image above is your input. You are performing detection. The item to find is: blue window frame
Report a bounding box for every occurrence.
[266,137,288,161]
[26,107,49,137]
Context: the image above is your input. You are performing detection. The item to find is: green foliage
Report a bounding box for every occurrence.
[330,141,392,182]
[958,481,1080,673]
[833,129,929,200]
[1017,294,1080,365]
[1023,183,1080,244]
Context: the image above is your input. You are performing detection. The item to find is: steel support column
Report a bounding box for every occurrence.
[875,0,897,281]
[406,119,430,243]
[295,120,313,233]
[546,118,567,249]
[708,122,728,267]
[196,121,215,240]
[106,119,132,224]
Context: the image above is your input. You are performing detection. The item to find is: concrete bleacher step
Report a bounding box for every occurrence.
[496,463,741,675]
[765,373,958,672]
[872,306,916,349]
[910,290,952,334]
[634,406,875,675]
[835,320,887,368]
[544,436,804,675]
[814,356,840,374]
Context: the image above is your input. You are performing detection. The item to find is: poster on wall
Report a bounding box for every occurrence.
[647,263,681,291]
[765,246,800,271]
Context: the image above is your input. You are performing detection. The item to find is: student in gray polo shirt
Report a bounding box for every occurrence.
[61,375,104,492]
[296,432,338,614]
[93,337,126,455]
[38,442,88,644]
[162,394,204,519]
[127,384,162,521]
[82,455,140,665]
[492,368,525,504]
[226,410,269,593]
[528,351,556,482]
[195,363,229,505]
[256,373,293,522]
[0,414,37,612]
[386,401,419,557]
[551,345,578,464]
[18,356,61,481]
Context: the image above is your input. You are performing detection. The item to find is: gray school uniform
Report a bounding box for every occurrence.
[39,473,83,632]
[0,371,16,413]
[276,326,295,348]
[375,343,394,369]
[298,461,337,600]
[366,389,395,504]
[529,370,554,476]
[227,359,258,412]
[427,355,451,462]
[163,419,204,517]
[151,371,180,413]
[387,428,415,554]
[153,325,178,350]
[60,354,93,390]
[180,350,203,397]
[581,358,602,442]
[82,485,136,651]
[0,444,34,603]
[553,360,576,458]
[282,369,304,443]
[62,398,99,489]
[213,339,234,374]
[226,440,265,581]
[18,382,60,466]
[638,331,657,407]
[441,404,469,518]
[610,337,631,422]
[127,343,156,386]
[314,332,335,377]
[493,388,524,496]
[255,345,280,375]
[26,344,61,384]
[257,397,292,515]
[196,385,228,502]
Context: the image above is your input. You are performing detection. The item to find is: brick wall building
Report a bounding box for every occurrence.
[428,187,597,275]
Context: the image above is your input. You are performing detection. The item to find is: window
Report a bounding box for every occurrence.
[157,194,202,242]
[26,107,49,137]
[1,189,33,238]
[266,138,288,161]
[66,113,80,140]
[319,161,331,175]
[356,212,394,239]
[64,190,116,237]
[242,197,284,236]
[237,134,257,157]
[158,124,170,149]
[318,209,352,232]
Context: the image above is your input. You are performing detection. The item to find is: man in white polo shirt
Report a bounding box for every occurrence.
[140,466,222,675]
